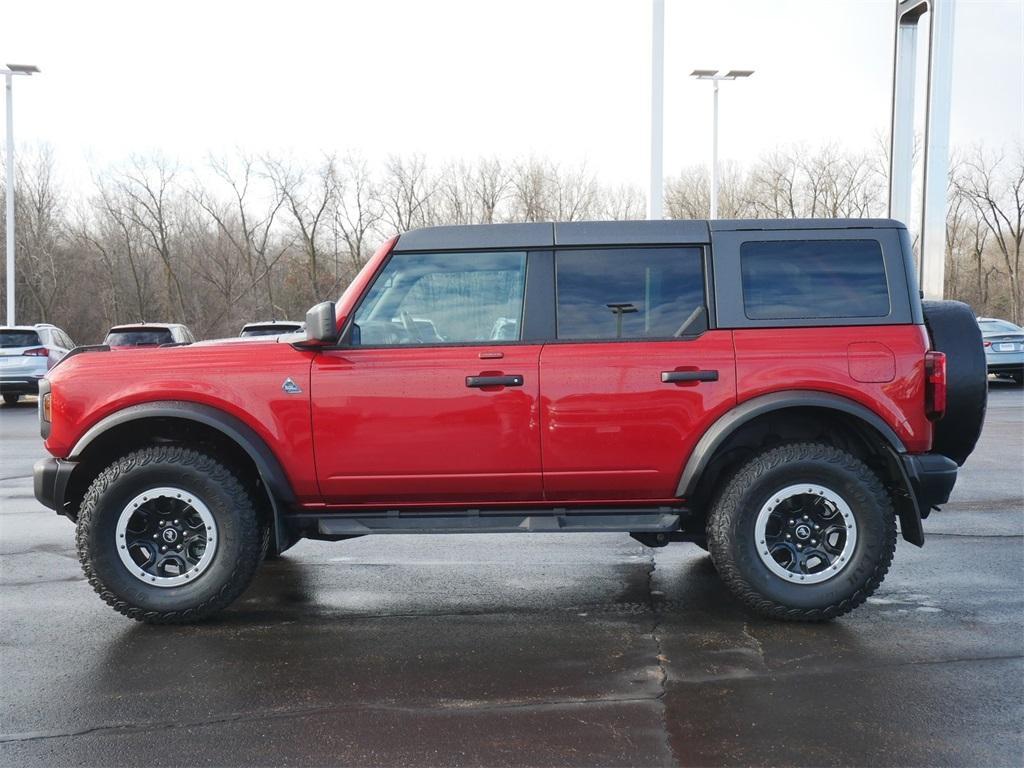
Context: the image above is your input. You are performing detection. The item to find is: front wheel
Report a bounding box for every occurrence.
[707,442,896,622]
[76,446,263,624]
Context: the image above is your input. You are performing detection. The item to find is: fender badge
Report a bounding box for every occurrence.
[282,377,302,394]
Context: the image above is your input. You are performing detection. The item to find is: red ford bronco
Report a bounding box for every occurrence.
[34,219,987,623]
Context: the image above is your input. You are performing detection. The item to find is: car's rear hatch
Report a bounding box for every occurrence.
[0,330,47,376]
[104,328,175,348]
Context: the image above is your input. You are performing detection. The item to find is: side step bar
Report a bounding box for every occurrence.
[304,511,683,537]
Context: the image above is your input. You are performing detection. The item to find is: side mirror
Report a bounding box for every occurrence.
[305,301,338,344]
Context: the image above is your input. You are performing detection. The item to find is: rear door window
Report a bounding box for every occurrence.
[740,240,889,320]
[555,248,706,340]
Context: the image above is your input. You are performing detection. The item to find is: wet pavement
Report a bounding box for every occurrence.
[1,385,1022,767]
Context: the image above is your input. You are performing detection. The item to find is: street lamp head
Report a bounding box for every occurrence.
[5,64,40,74]
[691,68,755,81]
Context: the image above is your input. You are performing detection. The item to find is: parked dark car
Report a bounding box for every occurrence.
[102,323,195,349]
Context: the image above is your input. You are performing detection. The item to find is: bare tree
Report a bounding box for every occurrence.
[109,155,190,320]
[381,154,435,233]
[13,146,65,321]
[264,153,339,306]
[956,147,1024,323]
[195,151,289,318]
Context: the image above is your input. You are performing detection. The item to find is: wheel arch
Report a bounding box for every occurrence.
[679,391,923,546]
[65,401,295,553]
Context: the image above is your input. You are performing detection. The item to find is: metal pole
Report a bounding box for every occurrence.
[5,73,14,326]
[888,19,918,225]
[649,0,664,220]
[710,79,719,219]
[920,0,956,299]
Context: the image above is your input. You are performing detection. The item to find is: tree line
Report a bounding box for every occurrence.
[0,142,1021,343]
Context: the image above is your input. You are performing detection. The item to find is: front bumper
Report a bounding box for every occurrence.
[902,452,958,513]
[33,457,78,518]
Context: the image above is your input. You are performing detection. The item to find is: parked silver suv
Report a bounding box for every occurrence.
[0,324,75,404]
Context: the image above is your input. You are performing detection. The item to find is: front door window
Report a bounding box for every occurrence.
[353,251,527,345]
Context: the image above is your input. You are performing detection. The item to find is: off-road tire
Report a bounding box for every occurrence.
[707,442,897,622]
[3,393,19,405]
[76,446,262,624]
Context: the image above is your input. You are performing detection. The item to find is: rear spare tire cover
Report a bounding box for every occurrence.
[922,300,987,465]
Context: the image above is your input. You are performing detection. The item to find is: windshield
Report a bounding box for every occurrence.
[104,329,175,347]
[0,330,42,348]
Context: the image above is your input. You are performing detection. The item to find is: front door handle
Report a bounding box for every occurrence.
[661,370,719,383]
[466,374,524,388]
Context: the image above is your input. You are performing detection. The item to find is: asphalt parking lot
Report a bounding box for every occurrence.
[1,385,1022,768]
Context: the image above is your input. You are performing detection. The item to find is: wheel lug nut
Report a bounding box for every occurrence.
[785,534,792,540]
[173,519,179,525]
[788,519,795,525]
[811,539,817,545]
[159,521,166,527]
[176,545,182,551]
[814,524,820,530]
[160,546,167,552]
[803,515,809,521]
[153,534,158,539]
[797,544,803,549]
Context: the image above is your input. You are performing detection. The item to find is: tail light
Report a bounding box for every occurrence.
[983,341,992,348]
[23,347,48,356]
[925,351,947,421]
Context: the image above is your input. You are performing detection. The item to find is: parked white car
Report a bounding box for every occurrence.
[0,324,76,404]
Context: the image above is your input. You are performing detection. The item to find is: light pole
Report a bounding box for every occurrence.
[690,69,753,219]
[649,0,665,220]
[3,63,39,327]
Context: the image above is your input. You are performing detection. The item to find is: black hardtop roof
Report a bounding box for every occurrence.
[393,218,906,252]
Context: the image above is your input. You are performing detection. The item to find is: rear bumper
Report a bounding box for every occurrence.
[987,362,1023,375]
[33,457,78,518]
[0,377,41,394]
[902,453,958,513]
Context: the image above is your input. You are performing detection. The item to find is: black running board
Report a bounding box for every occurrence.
[290,510,684,539]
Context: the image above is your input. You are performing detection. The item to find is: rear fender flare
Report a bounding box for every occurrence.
[677,390,908,498]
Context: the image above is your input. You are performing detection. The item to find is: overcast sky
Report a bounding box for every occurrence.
[2,0,1022,191]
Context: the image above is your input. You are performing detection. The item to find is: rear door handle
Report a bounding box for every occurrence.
[466,375,524,388]
[661,370,719,383]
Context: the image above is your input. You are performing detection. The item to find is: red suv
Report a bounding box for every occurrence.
[34,219,987,623]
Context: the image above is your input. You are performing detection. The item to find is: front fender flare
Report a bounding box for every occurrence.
[70,401,296,551]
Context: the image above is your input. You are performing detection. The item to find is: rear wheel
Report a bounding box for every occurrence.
[707,442,896,621]
[3,393,19,405]
[76,446,262,623]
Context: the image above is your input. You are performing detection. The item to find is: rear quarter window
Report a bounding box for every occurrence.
[740,239,889,320]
